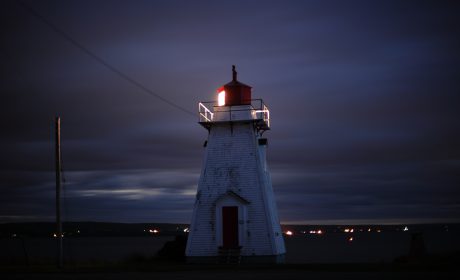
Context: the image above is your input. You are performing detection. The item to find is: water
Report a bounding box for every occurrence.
[285,232,410,263]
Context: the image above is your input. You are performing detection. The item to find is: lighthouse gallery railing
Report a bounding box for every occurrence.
[198,99,270,129]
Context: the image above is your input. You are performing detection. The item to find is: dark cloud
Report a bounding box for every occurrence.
[0,0,459,224]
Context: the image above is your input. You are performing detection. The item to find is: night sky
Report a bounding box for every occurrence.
[1,0,459,224]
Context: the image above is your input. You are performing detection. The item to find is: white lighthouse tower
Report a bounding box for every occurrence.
[186,66,286,263]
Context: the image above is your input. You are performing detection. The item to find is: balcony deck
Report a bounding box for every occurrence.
[198,99,270,132]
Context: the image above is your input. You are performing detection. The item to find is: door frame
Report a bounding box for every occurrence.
[215,193,248,249]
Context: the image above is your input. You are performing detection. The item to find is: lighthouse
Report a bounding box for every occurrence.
[186,66,286,263]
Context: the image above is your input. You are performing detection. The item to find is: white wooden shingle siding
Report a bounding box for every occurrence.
[186,120,286,258]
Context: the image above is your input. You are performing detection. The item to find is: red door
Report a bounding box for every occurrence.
[222,206,239,249]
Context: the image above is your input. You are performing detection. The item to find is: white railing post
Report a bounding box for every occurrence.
[199,99,269,129]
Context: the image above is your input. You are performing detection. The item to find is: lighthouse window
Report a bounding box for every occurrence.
[218,90,226,106]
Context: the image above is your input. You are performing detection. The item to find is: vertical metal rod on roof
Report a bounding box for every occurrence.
[55,116,63,268]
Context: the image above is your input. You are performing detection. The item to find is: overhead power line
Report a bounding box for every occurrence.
[17,0,196,117]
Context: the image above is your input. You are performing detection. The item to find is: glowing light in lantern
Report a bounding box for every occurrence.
[218,90,226,106]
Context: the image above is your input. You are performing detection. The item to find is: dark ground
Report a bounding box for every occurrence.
[1,223,459,279]
[1,263,458,280]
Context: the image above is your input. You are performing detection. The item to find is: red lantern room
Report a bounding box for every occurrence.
[198,66,270,132]
[217,65,252,106]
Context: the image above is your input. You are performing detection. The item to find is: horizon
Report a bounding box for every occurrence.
[1,218,459,226]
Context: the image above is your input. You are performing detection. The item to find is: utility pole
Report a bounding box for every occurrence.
[55,116,63,268]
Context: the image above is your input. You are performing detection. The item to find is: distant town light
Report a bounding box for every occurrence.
[218,90,226,106]
[317,230,323,235]
[348,237,354,242]
[403,226,409,232]
[285,230,293,236]
[183,228,190,233]
[344,228,350,233]
[149,229,159,234]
